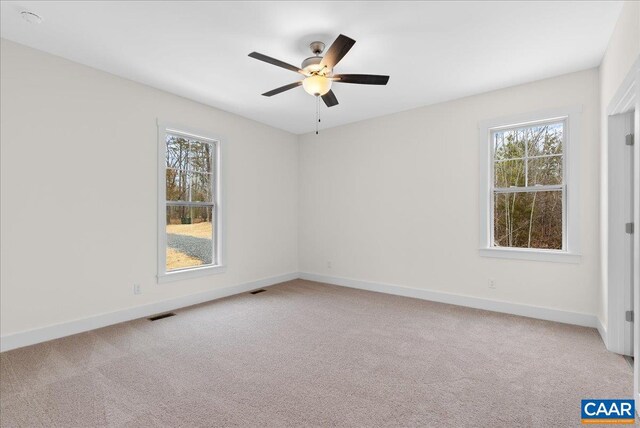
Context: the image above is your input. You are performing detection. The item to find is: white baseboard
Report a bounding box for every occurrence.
[1,271,602,352]
[0,272,298,352]
[299,272,599,328]
[596,317,608,347]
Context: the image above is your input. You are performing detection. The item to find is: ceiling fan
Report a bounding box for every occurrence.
[248,34,389,109]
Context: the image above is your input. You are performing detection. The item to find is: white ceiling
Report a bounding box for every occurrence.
[0,1,623,134]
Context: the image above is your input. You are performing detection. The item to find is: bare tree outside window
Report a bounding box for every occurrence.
[492,121,564,250]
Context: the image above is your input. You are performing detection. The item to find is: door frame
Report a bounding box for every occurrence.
[605,55,640,409]
[607,110,635,356]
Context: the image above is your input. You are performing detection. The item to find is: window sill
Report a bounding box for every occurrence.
[479,247,581,264]
[157,264,226,284]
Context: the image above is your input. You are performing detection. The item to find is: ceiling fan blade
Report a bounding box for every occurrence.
[249,52,303,74]
[333,74,390,85]
[320,34,356,69]
[261,81,303,97]
[321,90,339,107]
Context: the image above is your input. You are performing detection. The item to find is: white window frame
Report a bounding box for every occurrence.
[478,106,581,263]
[157,120,225,283]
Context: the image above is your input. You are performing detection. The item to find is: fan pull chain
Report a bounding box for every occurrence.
[315,96,320,135]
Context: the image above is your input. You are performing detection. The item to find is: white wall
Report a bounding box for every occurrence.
[0,39,298,337]
[2,8,636,345]
[299,69,600,317]
[598,1,640,331]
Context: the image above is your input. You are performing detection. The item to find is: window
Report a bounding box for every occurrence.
[158,122,224,282]
[479,108,581,263]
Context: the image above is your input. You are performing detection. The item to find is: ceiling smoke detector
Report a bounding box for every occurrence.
[21,11,43,24]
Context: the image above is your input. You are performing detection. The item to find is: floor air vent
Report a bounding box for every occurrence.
[250,289,266,295]
[148,312,176,321]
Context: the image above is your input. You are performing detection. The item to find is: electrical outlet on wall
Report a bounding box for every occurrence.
[327,261,332,269]
[488,279,496,289]
[133,284,141,295]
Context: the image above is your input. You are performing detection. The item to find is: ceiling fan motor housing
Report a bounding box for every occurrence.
[302,56,331,76]
[302,41,329,75]
[302,56,321,70]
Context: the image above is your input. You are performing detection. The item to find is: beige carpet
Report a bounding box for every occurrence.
[0,279,633,427]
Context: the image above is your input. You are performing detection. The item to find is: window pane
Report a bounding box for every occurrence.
[166,136,189,170]
[495,159,525,188]
[166,169,188,201]
[494,129,525,160]
[189,141,213,173]
[493,190,562,250]
[528,155,562,186]
[527,122,563,157]
[166,206,214,271]
[189,172,212,202]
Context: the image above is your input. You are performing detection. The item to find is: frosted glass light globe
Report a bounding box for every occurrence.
[303,75,332,96]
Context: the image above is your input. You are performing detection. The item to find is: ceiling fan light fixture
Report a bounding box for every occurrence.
[303,75,332,97]
[249,34,387,112]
